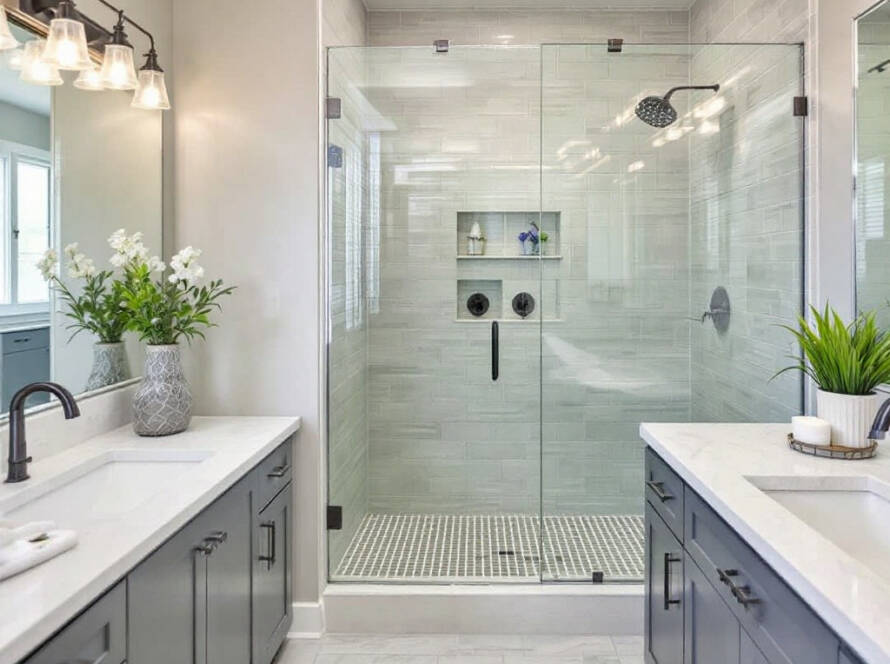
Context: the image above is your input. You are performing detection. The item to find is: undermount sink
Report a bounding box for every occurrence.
[0,449,214,525]
[748,475,890,584]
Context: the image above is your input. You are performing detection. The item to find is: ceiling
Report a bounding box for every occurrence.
[0,24,50,117]
[363,0,694,11]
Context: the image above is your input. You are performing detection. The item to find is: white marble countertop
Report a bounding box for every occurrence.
[0,415,300,664]
[641,422,890,664]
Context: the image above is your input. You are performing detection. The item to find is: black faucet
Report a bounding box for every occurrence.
[6,382,80,484]
[869,398,890,441]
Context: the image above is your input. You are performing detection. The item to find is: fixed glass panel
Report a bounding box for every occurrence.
[540,43,805,582]
[856,1,890,329]
[326,45,543,583]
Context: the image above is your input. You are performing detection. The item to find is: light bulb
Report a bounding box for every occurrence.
[0,7,20,52]
[42,17,91,70]
[74,63,104,91]
[6,47,24,70]
[20,40,63,86]
[100,43,138,90]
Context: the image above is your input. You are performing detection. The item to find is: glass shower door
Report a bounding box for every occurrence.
[539,43,805,583]
[326,45,545,583]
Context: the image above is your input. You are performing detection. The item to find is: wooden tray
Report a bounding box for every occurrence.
[787,433,878,460]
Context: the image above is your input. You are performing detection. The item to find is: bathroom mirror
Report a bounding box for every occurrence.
[856,0,890,330]
[0,11,162,415]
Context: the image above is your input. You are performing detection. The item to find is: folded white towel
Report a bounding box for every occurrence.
[0,524,77,581]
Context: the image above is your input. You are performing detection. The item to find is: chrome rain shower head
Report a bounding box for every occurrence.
[635,84,720,128]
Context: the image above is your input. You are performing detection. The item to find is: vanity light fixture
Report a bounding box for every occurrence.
[20,39,63,86]
[73,63,104,91]
[131,47,170,110]
[99,13,137,90]
[0,6,20,51]
[6,47,24,70]
[42,0,92,71]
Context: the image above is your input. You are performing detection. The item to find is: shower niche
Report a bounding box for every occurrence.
[456,211,561,258]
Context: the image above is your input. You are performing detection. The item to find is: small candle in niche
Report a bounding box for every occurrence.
[791,416,831,446]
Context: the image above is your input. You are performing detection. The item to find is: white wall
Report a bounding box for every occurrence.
[172,0,322,604]
[0,101,49,150]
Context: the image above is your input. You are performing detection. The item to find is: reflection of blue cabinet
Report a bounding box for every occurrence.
[0,327,50,409]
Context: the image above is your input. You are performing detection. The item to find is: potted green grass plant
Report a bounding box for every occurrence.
[777,304,890,447]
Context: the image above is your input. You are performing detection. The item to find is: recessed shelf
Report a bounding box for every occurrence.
[453,318,564,324]
[457,211,561,258]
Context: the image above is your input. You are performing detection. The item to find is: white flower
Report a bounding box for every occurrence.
[168,246,204,285]
[108,229,150,269]
[108,229,127,251]
[147,256,166,273]
[64,243,79,259]
[67,253,96,279]
[36,249,59,281]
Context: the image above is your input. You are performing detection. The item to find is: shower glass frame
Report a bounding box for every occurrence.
[324,41,807,586]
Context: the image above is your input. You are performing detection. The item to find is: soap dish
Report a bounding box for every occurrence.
[787,433,878,460]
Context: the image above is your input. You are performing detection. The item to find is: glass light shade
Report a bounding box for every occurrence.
[100,43,138,90]
[0,7,20,51]
[131,69,170,110]
[20,40,63,86]
[74,64,104,91]
[6,47,24,70]
[42,17,91,70]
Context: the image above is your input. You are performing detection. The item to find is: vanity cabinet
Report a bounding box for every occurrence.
[644,447,863,664]
[21,438,294,664]
[23,581,126,664]
[1,327,50,408]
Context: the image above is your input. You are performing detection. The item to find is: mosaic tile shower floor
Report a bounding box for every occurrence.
[333,514,644,583]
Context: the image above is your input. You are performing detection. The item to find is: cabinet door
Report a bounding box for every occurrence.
[204,479,252,664]
[25,581,126,664]
[253,482,293,664]
[2,347,50,406]
[645,502,683,664]
[128,515,208,663]
[741,630,769,664]
[685,556,740,664]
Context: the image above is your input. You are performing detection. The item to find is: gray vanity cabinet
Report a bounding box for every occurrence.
[23,581,126,664]
[644,446,864,664]
[253,481,293,664]
[684,556,740,664]
[645,502,683,664]
[128,476,251,664]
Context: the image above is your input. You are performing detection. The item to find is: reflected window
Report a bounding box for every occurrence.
[0,141,51,308]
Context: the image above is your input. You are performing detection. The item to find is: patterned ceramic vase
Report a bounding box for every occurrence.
[85,342,131,392]
[133,344,192,437]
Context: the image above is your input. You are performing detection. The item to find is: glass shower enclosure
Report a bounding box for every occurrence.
[325,42,805,584]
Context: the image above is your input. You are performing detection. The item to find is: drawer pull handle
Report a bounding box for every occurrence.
[731,584,761,608]
[646,480,675,502]
[194,542,215,556]
[663,553,682,610]
[717,568,738,585]
[205,531,227,544]
[13,338,29,343]
[267,463,290,478]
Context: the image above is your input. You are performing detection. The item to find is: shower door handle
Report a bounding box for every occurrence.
[491,321,499,381]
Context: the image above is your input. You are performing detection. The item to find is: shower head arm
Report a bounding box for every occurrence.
[663,84,720,102]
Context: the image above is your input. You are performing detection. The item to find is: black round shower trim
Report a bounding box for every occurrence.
[467,292,490,317]
[512,292,535,318]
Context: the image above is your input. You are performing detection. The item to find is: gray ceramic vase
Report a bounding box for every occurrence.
[85,342,131,392]
[133,344,193,437]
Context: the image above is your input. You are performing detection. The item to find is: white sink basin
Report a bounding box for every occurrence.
[749,475,890,584]
[0,449,213,525]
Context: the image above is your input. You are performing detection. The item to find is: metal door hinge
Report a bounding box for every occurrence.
[607,38,623,53]
[326,97,342,119]
[591,571,604,584]
[328,145,343,168]
[793,96,808,117]
[327,505,343,530]
[434,39,450,54]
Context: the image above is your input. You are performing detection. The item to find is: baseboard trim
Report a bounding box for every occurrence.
[322,584,643,635]
[288,601,325,638]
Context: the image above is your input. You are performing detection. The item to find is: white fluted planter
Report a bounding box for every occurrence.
[816,390,881,448]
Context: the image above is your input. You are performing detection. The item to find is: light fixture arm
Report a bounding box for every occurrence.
[95,0,155,52]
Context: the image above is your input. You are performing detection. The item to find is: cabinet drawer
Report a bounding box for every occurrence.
[255,438,293,510]
[25,580,126,664]
[684,490,838,664]
[645,448,684,540]
[1,327,49,354]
